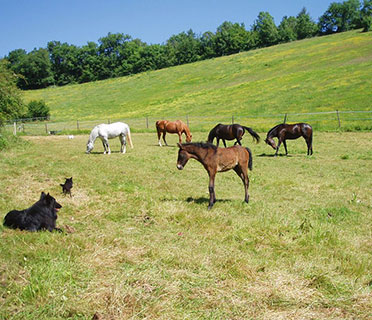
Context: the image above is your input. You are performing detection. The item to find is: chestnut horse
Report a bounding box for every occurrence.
[207,123,260,147]
[265,123,313,156]
[177,142,252,209]
[156,120,192,146]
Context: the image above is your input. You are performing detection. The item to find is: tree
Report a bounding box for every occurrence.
[214,21,251,56]
[26,100,50,119]
[166,29,201,65]
[252,12,279,47]
[360,0,372,31]
[0,60,25,125]
[278,16,298,43]
[295,8,318,39]
[15,48,54,89]
[318,0,362,34]
[48,41,82,85]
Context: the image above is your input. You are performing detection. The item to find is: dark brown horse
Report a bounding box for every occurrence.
[207,123,260,147]
[156,120,192,146]
[265,123,313,156]
[177,142,253,209]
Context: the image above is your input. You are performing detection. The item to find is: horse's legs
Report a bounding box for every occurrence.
[208,171,216,210]
[222,139,227,148]
[120,135,126,154]
[103,138,111,154]
[178,132,182,144]
[234,165,249,203]
[305,136,313,155]
[101,140,106,154]
[283,140,288,155]
[216,138,220,147]
[234,139,242,146]
[275,139,282,156]
[162,132,168,146]
[157,130,162,147]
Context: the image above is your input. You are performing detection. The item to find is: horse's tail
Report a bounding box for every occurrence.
[243,126,260,143]
[245,147,253,171]
[127,127,134,148]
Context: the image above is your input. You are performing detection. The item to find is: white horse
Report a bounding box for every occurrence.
[86,122,133,154]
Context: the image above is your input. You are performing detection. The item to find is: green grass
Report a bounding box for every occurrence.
[22,30,372,130]
[0,132,371,319]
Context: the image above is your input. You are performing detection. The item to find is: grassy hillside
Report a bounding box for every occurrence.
[23,30,372,124]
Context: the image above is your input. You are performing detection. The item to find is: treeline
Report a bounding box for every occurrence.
[3,0,372,90]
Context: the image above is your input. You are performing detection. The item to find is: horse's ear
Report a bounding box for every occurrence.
[177,143,183,149]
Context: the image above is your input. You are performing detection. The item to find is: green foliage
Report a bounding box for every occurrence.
[0,60,25,124]
[26,100,50,119]
[361,0,372,31]
[318,0,362,34]
[253,12,279,47]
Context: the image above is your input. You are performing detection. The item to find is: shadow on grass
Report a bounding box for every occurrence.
[257,153,292,157]
[86,150,124,155]
[185,196,232,205]
[160,197,232,205]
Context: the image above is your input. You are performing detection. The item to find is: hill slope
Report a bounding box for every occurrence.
[24,30,372,122]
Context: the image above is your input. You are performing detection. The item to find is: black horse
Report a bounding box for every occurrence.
[265,123,313,156]
[207,123,260,147]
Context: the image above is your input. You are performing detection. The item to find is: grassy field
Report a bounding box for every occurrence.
[0,132,371,319]
[22,30,372,130]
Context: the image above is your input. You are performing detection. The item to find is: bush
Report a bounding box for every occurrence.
[26,100,50,120]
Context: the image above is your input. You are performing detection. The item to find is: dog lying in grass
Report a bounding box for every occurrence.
[60,177,73,197]
[3,192,63,232]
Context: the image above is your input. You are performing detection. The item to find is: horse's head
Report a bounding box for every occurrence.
[207,130,215,144]
[86,141,94,153]
[176,143,191,170]
[186,134,192,143]
[265,137,277,150]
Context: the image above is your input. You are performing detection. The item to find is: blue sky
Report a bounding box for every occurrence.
[0,0,336,57]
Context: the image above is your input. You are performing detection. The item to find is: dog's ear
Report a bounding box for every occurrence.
[40,192,46,200]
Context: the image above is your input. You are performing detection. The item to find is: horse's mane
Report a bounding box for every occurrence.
[267,123,284,137]
[182,142,218,151]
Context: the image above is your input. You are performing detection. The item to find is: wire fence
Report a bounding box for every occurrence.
[4,110,372,136]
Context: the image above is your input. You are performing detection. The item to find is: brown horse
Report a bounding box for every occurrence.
[265,123,313,156]
[156,120,192,146]
[177,142,252,209]
[207,123,260,147]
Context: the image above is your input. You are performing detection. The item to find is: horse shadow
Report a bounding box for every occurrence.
[257,153,292,157]
[160,197,232,205]
[186,197,232,205]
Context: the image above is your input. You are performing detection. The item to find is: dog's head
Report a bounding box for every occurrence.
[40,192,62,212]
[65,177,73,185]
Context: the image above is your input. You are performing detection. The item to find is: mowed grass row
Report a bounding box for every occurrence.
[23,30,372,123]
[0,132,371,319]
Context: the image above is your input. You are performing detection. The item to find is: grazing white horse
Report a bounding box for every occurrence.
[86,122,133,154]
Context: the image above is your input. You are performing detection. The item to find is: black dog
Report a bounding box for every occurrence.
[3,192,62,232]
[60,177,73,197]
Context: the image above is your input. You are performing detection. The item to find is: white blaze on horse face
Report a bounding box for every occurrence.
[177,164,183,170]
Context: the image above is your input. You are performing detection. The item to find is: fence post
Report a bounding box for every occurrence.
[336,110,341,128]
[283,113,287,124]
[146,117,149,129]
[232,115,234,124]
[13,122,17,136]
